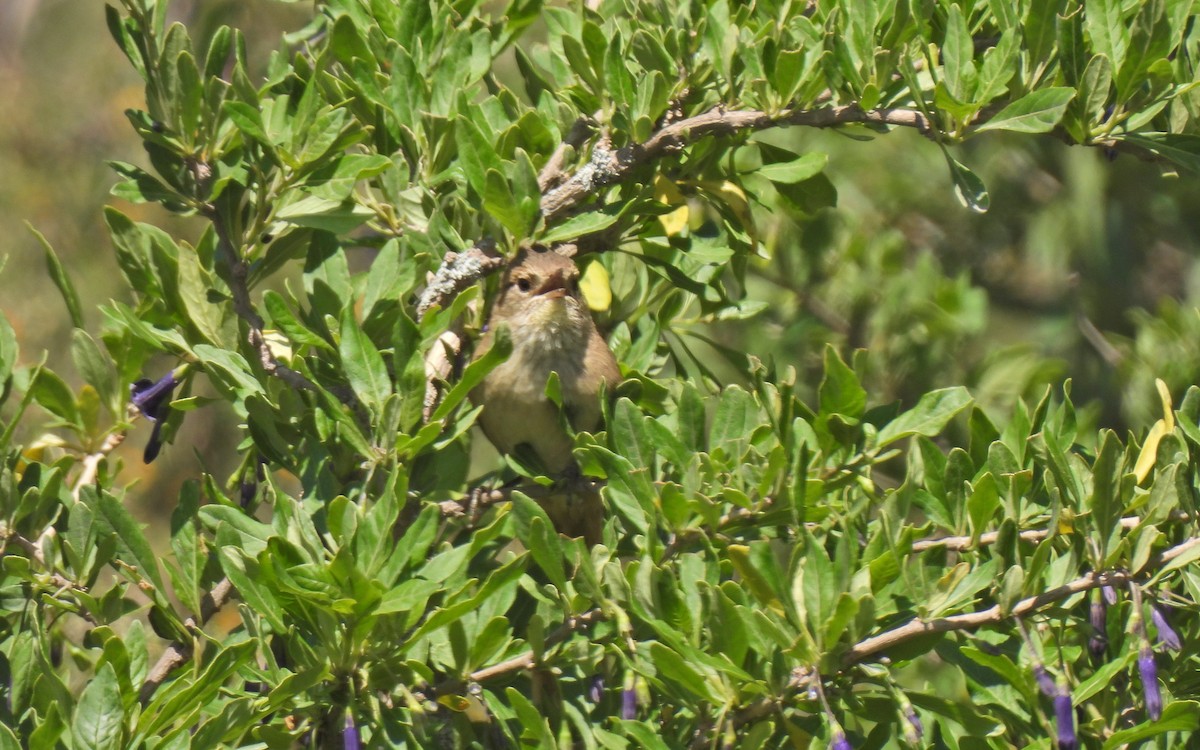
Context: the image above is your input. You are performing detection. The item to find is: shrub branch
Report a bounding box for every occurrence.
[205,207,320,394]
[139,577,234,703]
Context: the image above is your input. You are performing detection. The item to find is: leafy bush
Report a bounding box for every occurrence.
[3,1,1200,748]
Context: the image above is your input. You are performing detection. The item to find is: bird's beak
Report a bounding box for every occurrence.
[535,269,570,299]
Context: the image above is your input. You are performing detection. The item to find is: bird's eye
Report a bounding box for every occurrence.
[516,278,531,292]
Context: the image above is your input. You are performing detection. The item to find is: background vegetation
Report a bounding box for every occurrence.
[3,0,1200,748]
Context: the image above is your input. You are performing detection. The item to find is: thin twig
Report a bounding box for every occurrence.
[704,536,1200,743]
[435,608,606,692]
[416,239,504,319]
[844,536,1200,666]
[1077,313,1124,367]
[423,327,463,422]
[538,116,597,192]
[139,577,234,704]
[912,511,1192,553]
[540,104,935,221]
[3,530,84,598]
[436,482,576,520]
[205,207,320,394]
[71,430,127,502]
[418,240,504,418]
[415,103,933,316]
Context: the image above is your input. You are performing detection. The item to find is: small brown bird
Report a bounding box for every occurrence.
[471,247,620,544]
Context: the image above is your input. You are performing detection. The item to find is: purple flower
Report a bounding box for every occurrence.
[1139,646,1163,721]
[620,687,637,720]
[587,674,605,704]
[902,704,923,743]
[1033,664,1057,698]
[1102,585,1117,606]
[1053,693,1076,750]
[130,371,180,463]
[1151,605,1182,652]
[1088,600,1108,659]
[829,725,852,750]
[343,711,361,750]
[240,457,266,508]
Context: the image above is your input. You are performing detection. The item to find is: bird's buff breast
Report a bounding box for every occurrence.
[474,322,600,472]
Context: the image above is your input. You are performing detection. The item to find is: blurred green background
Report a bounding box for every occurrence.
[6,0,1200,528]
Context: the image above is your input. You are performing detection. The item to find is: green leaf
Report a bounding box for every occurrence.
[505,687,556,746]
[1103,701,1200,749]
[275,194,373,233]
[756,152,828,184]
[541,210,621,243]
[140,640,256,738]
[614,720,673,750]
[72,330,118,416]
[483,168,530,236]
[710,385,760,461]
[0,311,16,390]
[1023,0,1068,76]
[966,472,1000,542]
[603,32,634,105]
[93,491,167,595]
[72,664,123,750]
[339,306,390,410]
[455,115,501,197]
[877,387,972,446]
[818,345,866,419]
[109,161,185,207]
[0,720,22,750]
[28,223,83,328]
[1117,133,1200,174]
[192,344,264,402]
[648,642,727,704]
[431,326,510,422]
[263,290,333,352]
[176,246,225,346]
[1078,53,1114,127]
[404,554,527,646]
[942,3,975,103]
[511,492,567,592]
[589,446,653,533]
[677,380,707,452]
[1089,429,1123,555]
[611,398,654,470]
[1151,539,1200,582]
[217,548,285,632]
[942,151,990,213]
[728,543,786,616]
[1115,0,1174,101]
[308,153,394,203]
[975,87,1076,133]
[1085,0,1127,73]
[31,368,79,424]
[224,100,273,146]
[1074,648,1137,704]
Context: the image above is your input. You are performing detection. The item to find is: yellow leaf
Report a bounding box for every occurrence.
[437,694,471,712]
[1134,419,1168,484]
[654,175,689,236]
[262,329,293,360]
[696,179,762,255]
[653,173,685,204]
[579,258,612,312]
[660,205,689,235]
[1156,378,1175,432]
[1057,507,1075,535]
[464,694,490,723]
